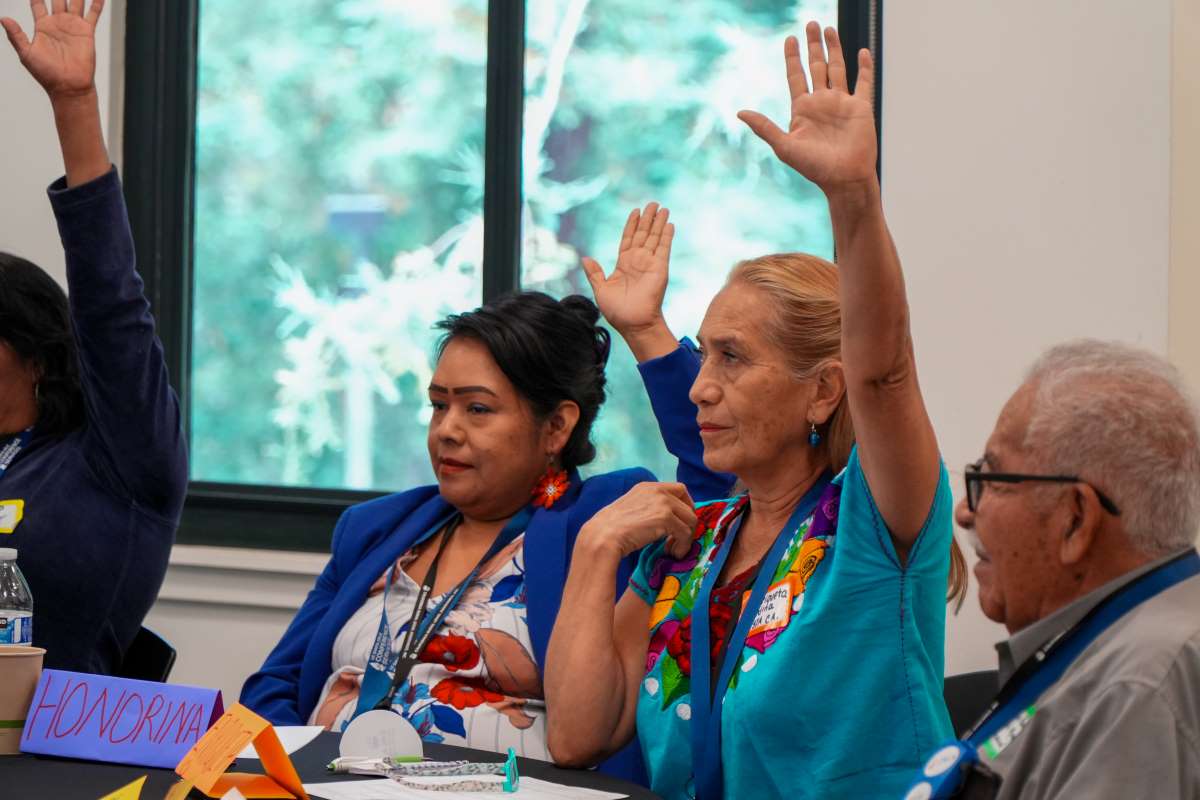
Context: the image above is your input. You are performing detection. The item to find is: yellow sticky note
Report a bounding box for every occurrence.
[175,704,308,800]
[98,775,146,800]
[0,499,24,534]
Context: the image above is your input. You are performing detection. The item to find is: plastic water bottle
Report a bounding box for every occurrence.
[0,548,33,646]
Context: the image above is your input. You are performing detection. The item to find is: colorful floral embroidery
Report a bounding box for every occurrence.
[649,575,680,629]
[647,540,701,594]
[660,567,755,679]
[745,538,828,653]
[646,617,681,673]
[642,483,842,709]
[641,499,734,674]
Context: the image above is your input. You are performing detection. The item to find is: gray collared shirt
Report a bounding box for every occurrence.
[978,547,1200,799]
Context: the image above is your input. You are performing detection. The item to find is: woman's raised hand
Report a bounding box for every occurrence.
[738,22,877,196]
[2,0,104,99]
[582,202,674,341]
[579,482,697,561]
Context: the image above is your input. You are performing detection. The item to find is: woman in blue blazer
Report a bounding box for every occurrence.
[242,291,729,781]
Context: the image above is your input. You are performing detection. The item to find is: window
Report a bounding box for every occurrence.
[125,1,881,550]
[191,2,490,493]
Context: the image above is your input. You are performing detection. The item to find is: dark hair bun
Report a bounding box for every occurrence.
[559,294,601,327]
[559,294,611,370]
[434,291,610,470]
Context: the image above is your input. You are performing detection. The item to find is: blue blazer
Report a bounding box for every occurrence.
[241,342,734,782]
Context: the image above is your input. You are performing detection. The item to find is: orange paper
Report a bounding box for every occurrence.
[175,704,308,800]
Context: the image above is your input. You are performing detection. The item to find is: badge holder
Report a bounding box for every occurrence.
[331,748,520,794]
[904,742,1001,800]
[338,708,424,761]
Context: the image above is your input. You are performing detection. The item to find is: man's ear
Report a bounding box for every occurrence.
[1060,483,1104,566]
[543,400,581,459]
[809,360,846,425]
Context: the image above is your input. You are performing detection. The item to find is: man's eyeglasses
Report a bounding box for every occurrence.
[963,459,1121,516]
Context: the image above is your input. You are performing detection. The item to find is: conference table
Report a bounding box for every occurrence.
[0,733,661,799]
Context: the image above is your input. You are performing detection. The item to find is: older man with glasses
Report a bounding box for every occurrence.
[904,339,1200,800]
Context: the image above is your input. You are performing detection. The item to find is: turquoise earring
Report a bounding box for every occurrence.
[809,422,821,448]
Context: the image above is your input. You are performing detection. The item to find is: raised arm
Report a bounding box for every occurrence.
[3,0,111,187]
[4,0,187,515]
[545,482,696,766]
[584,205,735,500]
[739,23,939,552]
[583,203,680,362]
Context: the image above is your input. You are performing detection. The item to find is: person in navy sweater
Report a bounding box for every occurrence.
[0,0,188,674]
[241,289,731,781]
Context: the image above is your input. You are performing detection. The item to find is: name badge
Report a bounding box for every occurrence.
[0,500,24,534]
[747,580,793,638]
[979,705,1037,760]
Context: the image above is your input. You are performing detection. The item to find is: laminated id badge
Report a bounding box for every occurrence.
[0,500,23,534]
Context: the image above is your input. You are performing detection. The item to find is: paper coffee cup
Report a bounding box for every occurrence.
[0,646,45,754]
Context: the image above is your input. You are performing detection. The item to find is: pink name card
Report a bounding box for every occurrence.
[20,669,224,769]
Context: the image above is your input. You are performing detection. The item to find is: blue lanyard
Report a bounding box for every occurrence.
[0,428,33,480]
[689,475,831,800]
[964,548,1200,748]
[354,506,534,717]
[909,550,1200,800]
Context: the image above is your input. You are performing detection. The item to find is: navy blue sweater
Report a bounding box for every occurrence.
[2,169,187,673]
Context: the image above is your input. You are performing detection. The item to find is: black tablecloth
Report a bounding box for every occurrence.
[0,732,660,799]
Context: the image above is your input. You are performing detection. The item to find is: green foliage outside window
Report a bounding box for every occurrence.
[192,0,835,491]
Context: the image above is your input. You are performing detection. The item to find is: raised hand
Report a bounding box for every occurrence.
[738,22,877,196]
[582,202,674,339]
[2,0,105,99]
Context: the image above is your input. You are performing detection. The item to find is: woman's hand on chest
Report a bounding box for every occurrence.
[578,482,698,561]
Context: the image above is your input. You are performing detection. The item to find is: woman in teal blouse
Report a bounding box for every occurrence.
[545,23,965,799]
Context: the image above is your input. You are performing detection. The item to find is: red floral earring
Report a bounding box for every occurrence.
[531,457,570,509]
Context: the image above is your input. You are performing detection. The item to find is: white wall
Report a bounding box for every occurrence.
[883,1,1174,672]
[146,548,328,703]
[0,0,121,284]
[1171,0,1200,391]
[1,1,1189,697]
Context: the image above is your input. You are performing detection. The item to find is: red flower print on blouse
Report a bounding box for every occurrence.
[431,677,506,709]
[420,634,480,672]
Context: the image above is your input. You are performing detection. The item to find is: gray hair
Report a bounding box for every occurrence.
[1023,340,1200,555]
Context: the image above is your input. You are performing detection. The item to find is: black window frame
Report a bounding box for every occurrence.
[124,0,883,553]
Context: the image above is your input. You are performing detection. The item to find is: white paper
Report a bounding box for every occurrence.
[302,776,629,800]
[236,725,325,759]
[219,789,248,800]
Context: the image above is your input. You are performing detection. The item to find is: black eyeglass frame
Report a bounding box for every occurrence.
[964,459,1122,516]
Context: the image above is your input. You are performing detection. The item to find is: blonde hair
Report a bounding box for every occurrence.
[728,253,968,608]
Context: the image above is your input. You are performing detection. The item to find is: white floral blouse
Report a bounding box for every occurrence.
[308,535,549,759]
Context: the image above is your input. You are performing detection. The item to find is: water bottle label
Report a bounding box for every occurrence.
[0,614,31,645]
